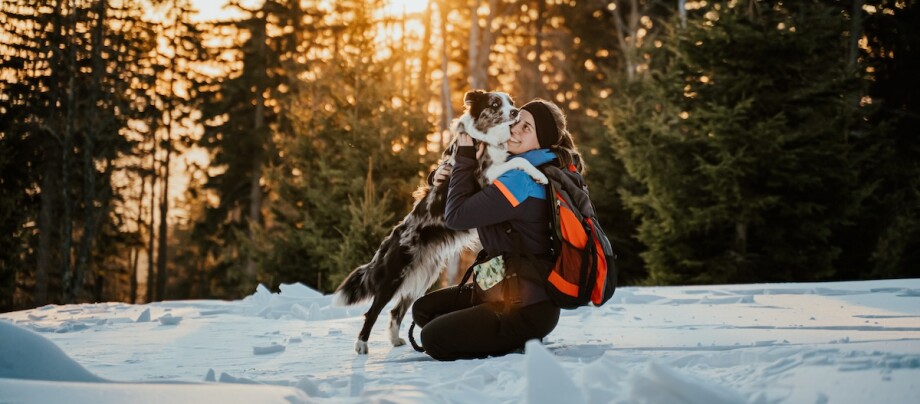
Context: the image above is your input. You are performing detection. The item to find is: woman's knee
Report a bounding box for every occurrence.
[514,302,561,340]
[419,320,451,360]
[411,295,436,327]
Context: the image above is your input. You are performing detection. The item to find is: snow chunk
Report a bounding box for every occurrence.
[157,314,182,326]
[135,308,151,323]
[279,283,323,298]
[0,320,105,382]
[253,344,286,355]
[294,376,322,397]
[630,361,748,404]
[525,340,586,404]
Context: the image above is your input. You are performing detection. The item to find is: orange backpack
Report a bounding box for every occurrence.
[542,165,618,308]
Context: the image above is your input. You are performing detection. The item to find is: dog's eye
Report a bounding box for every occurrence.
[491,102,499,110]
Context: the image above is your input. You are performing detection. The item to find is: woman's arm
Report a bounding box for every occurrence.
[445,146,518,230]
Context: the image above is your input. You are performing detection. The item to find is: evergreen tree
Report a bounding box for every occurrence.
[0,0,51,310]
[556,0,672,285]
[195,0,307,296]
[842,0,920,279]
[146,0,206,301]
[608,1,863,284]
[257,1,432,293]
[1,0,155,307]
[330,158,396,288]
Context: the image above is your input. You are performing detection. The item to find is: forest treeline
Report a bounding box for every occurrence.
[1,0,917,311]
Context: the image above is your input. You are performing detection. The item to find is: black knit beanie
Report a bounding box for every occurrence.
[521,101,560,149]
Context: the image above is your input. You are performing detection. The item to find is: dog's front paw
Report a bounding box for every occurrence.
[532,171,549,184]
[391,337,406,347]
[355,339,369,355]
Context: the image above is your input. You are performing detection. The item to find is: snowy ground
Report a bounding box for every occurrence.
[2,279,919,403]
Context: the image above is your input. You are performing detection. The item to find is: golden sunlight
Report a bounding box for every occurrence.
[189,0,262,22]
[373,0,430,58]
[382,0,429,16]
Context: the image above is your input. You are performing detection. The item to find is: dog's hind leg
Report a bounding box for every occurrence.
[356,293,392,355]
[388,296,413,347]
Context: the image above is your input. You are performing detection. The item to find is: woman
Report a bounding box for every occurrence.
[412,99,582,361]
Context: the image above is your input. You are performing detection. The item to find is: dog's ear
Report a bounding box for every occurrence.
[464,90,487,107]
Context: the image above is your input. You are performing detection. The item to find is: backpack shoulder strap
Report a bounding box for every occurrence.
[542,165,595,219]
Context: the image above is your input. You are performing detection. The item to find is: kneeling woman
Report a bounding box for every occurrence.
[412,99,582,361]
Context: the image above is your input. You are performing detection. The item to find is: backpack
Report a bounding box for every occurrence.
[540,165,618,309]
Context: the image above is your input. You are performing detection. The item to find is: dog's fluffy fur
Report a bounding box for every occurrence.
[333,90,546,354]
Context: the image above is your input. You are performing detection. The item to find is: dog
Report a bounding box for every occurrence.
[452,92,548,186]
[333,90,546,354]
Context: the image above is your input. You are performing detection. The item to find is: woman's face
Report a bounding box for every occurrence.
[508,109,540,155]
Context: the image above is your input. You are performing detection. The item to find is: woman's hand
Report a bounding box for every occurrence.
[457,132,474,147]
[432,164,452,186]
[456,133,486,159]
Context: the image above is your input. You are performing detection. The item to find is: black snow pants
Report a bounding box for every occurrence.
[411,284,560,361]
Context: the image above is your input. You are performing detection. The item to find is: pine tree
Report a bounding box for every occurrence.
[556,0,670,285]
[255,1,432,293]
[1,0,156,307]
[845,0,920,278]
[608,1,863,284]
[0,0,54,309]
[194,0,308,296]
[330,158,396,288]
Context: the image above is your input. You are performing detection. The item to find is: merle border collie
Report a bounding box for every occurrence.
[333,90,545,354]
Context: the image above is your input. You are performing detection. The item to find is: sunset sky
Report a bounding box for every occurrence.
[189,0,430,22]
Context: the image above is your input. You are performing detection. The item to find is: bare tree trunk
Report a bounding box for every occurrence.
[530,0,546,100]
[845,0,864,144]
[93,267,105,302]
[130,160,148,304]
[848,0,863,68]
[468,0,482,89]
[245,13,267,283]
[156,131,170,301]
[610,0,641,82]
[36,155,56,305]
[156,41,175,301]
[196,253,207,298]
[466,0,497,90]
[438,1,453,145]
[735,221,748,255]
[401,8,409,100]
[246,138,262,282]
[40,0,66,306]
[417,2,432,109]
[71,0,110,303]
[129,247,139,303]
[73,163,114,303]
[678,0,687,28]
[156,1,192,301]
[60,0,77,303]
[146,119,158,303]
[476,0,498,89]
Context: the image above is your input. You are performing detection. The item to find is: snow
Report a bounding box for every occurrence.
[2,279,919,403]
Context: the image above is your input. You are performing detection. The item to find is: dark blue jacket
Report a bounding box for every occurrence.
[446,146,557,305]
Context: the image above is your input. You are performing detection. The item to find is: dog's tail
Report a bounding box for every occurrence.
[332,264,373,307]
